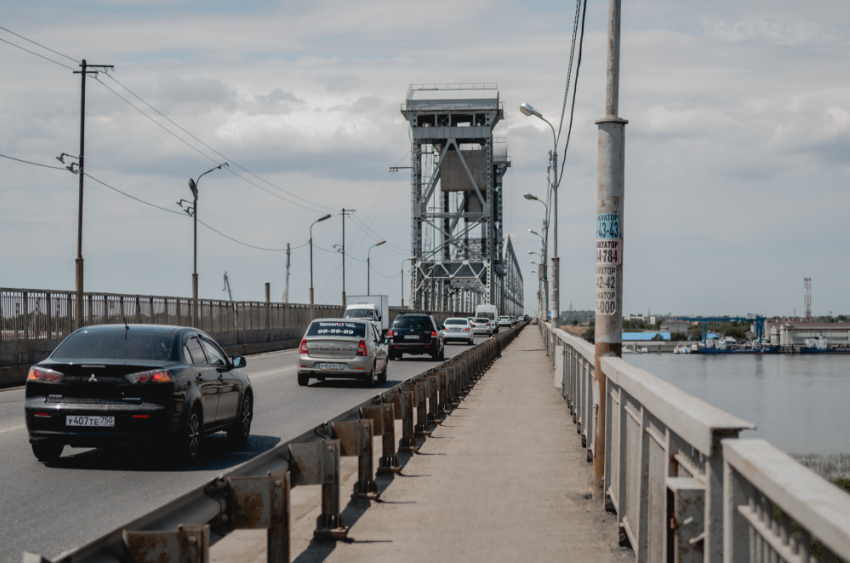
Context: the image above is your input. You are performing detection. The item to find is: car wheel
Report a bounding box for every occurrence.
[378,359,388,384]
[227,392,253,447]
[31,441,63,463]
[438,344,445,361]
[298,373,309,386]
[468,338,474,345]
[364,362,378,387]
[179,405,204,463]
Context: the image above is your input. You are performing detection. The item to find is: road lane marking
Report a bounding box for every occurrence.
[250,366,297,378]
[0,424,25,434]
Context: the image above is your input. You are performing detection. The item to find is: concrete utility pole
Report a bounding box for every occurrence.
[72,59,113,330]
[284,243,290,303]
[592,0,628,500]
[339,209,356,306]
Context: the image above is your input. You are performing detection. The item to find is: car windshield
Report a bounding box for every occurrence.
[393,316,432,330]
[307,321,366,338]
[344,309,374,319]
[444,319,467,325]
[500,317,510,321]
[51,329,175,361]
[474,318,489,323]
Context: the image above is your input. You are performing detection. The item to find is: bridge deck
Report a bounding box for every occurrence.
[216,327,631,562]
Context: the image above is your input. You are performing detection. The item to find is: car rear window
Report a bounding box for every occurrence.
[344,309,374,319]
[445,319,467,325]
[474,318,490,323]
[393,316,433,329]
[307,321,366,338]
[51,329,175,361]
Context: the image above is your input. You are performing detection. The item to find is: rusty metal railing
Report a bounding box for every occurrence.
[0,287,345,342]
[22,324,526,563]
[546,322,850,563]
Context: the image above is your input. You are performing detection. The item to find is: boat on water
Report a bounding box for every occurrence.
[698,338,779,355]
[800,336,850,354]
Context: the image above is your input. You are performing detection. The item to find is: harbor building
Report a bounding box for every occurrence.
[769,322,850,346]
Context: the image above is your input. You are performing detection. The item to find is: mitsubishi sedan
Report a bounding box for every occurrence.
[298,319,388,387]
[24,324,253,464]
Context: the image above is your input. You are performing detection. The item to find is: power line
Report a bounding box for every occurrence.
[92,76,335,215]
[0,152,67,171]
[0,36,76,71]
[0,151,301,253]
[555,0,584,144]
[99,73,336,214]
[558,0,588,184]
[0,25,79,64]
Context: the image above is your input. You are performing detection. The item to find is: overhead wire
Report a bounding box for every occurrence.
[555,0,584,144]
[0,150,299,253]
[100,73,336,214]
[0,25,79,64]
[0,36,77,72]
[557,0,588,185]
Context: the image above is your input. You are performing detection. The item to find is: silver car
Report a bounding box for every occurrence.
[441,317,475,345]
[471,317,494,336]
[298,319,388,387]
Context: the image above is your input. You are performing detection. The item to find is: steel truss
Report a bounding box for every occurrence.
[401,84,522,314]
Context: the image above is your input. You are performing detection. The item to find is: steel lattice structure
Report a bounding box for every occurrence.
[400,84,523,315]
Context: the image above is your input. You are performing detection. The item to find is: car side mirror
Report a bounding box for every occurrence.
[230,355,247,369]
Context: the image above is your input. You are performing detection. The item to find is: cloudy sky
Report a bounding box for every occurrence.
[1,0,848,317]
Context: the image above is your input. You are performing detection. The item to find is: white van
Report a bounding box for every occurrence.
[475,304,499,333]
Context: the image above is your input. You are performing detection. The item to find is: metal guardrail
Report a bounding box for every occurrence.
[544,322,850,563]
[0,287,472,343]
[23,324,526,563]
[0,288,343,342]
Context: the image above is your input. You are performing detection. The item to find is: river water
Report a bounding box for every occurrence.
[623,353,850,455]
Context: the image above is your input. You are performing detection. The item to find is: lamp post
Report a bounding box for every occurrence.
[401,256,415,309]
[367,240,386,295]
[528,228,548,322]
[520,104,560,324]
[309,214,332,305]
[186,162,228,327]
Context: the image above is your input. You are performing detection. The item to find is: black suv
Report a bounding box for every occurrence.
[387,314,445,360]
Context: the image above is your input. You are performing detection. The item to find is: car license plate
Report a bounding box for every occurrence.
[66,415,115,427]
[450,328,460,332]
[318,363,344,370]
[404,335,420,340]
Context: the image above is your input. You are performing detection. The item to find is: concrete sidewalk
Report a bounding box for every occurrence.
[217,327,630,562]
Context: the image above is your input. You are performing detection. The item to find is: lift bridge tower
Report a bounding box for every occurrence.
[400,83,523,315]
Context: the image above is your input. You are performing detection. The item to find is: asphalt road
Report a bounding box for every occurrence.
[0,336,492,562]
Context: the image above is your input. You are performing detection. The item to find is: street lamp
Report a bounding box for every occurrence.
[309,214,332,305]
[521,103,560,324]
[186,162,228,327]
[367,240,386,295]
[401,256,415,309]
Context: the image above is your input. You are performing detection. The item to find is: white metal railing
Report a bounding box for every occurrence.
[544,322,850,563]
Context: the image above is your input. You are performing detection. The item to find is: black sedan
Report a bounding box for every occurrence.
[24,324,253,464]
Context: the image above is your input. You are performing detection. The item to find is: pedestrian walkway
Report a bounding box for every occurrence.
[215,327,631,563]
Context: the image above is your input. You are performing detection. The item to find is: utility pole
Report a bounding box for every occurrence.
[284,243,291,303]
[72,59,113,330]
[339,208,355,306]
[592,0,628,500]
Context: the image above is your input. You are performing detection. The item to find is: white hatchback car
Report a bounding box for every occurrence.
[441,318,475,345]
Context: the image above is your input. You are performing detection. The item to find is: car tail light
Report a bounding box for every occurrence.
[463,328,470,332]
[387,330,394,337]
[126,369,173,384]
[27,367,64,383]
[357,340,367,356]
[299,338,309,355]
[431,330,437,337]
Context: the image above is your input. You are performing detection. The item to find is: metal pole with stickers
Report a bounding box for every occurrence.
[592,0,628,500]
